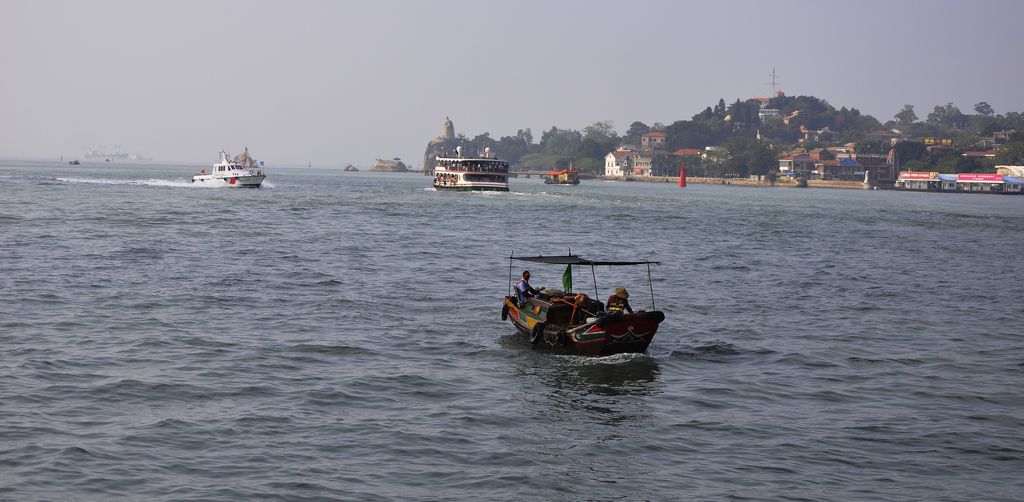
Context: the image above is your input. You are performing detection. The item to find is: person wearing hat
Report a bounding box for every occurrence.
[515,270,539,307]
[606,287,633,314]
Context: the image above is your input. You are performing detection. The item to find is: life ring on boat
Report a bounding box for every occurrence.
[530,323,545,345]
[501,304,509,321]
[249,170,256,176]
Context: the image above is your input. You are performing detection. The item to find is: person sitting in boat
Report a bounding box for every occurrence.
[606,287,633,314]
[515,271,540,306]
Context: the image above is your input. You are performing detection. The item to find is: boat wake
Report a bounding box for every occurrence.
[54,177,272,189]
[555,352,652,365]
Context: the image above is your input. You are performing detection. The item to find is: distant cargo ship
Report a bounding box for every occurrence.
[83,146,150,161]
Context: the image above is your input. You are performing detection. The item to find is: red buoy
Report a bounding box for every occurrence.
[678,161,687,188]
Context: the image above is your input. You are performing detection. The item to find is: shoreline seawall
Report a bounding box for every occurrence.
[597,175,882,190]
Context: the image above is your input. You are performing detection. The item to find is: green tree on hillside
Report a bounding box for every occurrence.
[650,152,680,177]
[895,104,918,124]
[496,131,531,164]
[927,103,968,129]
[538,127,582,156]
[722,136,776,177]
[714,98,727,117]
[726,99,760,126]
[624,121,649,145]
[472,132,496,153]
[891,141,928,169]
[576,120,619,161]
[974,101,994,117]
[996,140,1024,165]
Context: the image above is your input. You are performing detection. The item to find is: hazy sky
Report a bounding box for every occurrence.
[2,0,1022,166]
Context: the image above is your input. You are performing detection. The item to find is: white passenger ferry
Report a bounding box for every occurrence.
[432,146,509,192]
[192,149,266,188]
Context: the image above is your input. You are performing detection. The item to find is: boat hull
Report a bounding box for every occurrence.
[502,296,664,356]
[434,184,508,192]
[192,174,265,187]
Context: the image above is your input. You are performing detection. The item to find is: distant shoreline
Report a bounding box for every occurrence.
[596,175,879,190]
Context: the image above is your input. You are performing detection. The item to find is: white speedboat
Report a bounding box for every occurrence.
[192,149,266,187]
[432,146,508,192]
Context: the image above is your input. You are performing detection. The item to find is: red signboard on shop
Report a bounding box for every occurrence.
[898,171,937,180]
[957,173,1003,182]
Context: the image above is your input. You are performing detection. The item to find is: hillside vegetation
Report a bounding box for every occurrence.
[447,97,1024,176]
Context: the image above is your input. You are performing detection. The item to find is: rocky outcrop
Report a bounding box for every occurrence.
[370,158,409,172]
[421,116,500,175]
[423,116,461,175]
[423,137,461,175]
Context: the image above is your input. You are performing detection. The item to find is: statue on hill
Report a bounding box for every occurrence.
[442,116,454,140]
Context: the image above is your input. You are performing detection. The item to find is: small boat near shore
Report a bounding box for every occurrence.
[501,254,666,356]
[543,169,580,185]
[433,146,509,191]
[192,149,265,187]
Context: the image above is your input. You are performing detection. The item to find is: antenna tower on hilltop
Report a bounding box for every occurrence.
[767,67,782,96]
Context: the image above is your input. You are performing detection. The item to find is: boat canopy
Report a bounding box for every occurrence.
[508,253,660,309]
[511,254,660,266]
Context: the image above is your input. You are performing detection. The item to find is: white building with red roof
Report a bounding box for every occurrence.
[605,149,637,177]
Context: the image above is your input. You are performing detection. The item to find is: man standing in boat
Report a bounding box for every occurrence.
[515,271,539,307]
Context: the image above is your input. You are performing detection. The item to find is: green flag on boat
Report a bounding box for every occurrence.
[562,264,572,292]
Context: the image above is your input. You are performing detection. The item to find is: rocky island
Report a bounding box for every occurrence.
[370,158,410,172]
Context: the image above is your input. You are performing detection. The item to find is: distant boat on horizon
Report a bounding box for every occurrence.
[83,145,150,162]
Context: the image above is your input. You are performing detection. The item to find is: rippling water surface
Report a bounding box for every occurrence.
[2,159,1023,500]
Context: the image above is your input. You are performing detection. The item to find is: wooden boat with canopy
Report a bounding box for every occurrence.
[543,169,580,185]
[501,254,665,356]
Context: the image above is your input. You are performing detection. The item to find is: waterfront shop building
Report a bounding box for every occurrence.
[895,171,956,192]
[956,173,1023,194]
[996,165,1024,177]
[1006,177,1024,193]
[896,171,1023,194]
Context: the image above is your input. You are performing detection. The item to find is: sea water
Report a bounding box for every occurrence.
[2,159,1023,500]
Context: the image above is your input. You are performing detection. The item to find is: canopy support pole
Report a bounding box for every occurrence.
[591,264,599,299]
[648,262,656,311]
[508,250,515,297]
